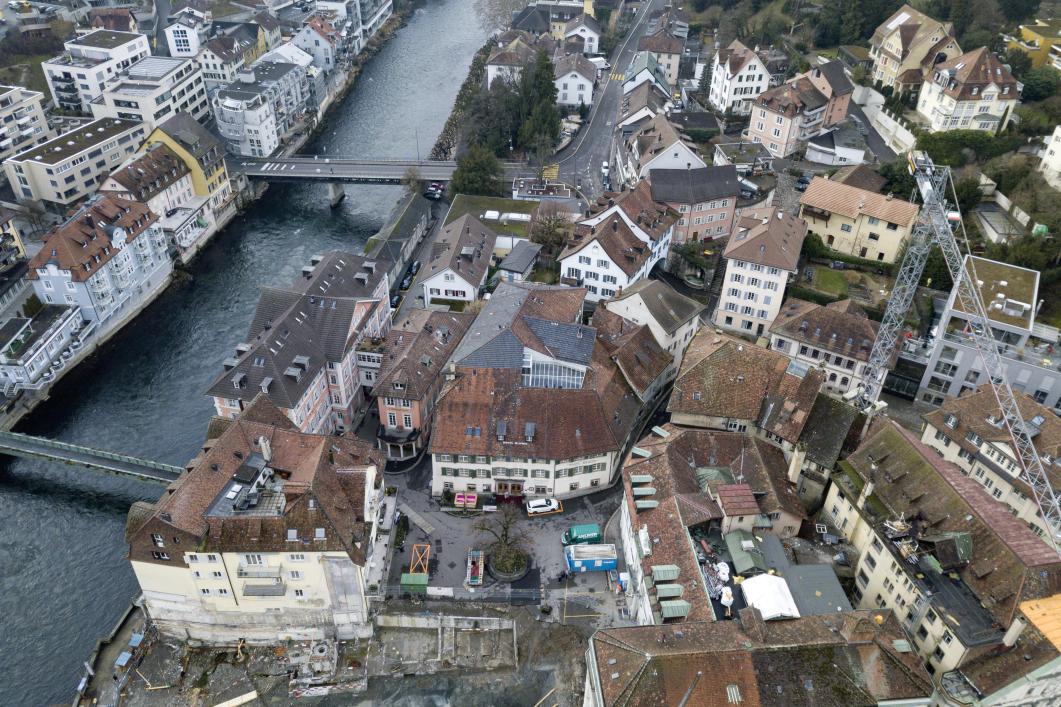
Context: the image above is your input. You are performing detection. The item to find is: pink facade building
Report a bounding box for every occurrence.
[648,165,741,243]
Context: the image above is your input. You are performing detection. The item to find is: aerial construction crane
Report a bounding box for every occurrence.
[851,151,1061,556]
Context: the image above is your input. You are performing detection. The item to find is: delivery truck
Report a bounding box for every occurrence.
[561,523,603,546]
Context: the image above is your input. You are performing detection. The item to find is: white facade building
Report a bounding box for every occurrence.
[714,208,807,338]
[90,56,209,129]
[420,214,496,305]
[554,54,595,107]
[709,39,770,115]
[27,195,171,328]
[916,48,1021,133]
[1040,124,1061,190]
[163,12,208,58]
[43,30,151,113]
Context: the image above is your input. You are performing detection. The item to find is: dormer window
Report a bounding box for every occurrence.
[971,87,978,96]
[393,382,405,391]
[944,414,957,429]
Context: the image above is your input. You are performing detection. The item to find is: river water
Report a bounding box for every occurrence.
[0,3,487,703]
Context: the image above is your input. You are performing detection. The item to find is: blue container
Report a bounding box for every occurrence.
[564,543,618,572]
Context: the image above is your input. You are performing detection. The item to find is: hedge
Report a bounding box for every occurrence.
[785,286,840,306]
[803,233,896,274]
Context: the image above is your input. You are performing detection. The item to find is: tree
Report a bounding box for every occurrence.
[401,166,422,195]
[468,77,520,155]
[699,59,713,95]
[529,133,553,181]
[1003,48,1032,79]
[999,0,1039,22]
[879,160,917,199]
[1021,67,1061,102]
[529,200,571,260]
[473,506,529,575]
[450,144,503,196]
[952,176,983,215]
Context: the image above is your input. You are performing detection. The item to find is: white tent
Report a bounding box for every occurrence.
[740,574,800,621]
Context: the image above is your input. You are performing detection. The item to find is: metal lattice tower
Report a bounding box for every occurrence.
[855,152,1061,555]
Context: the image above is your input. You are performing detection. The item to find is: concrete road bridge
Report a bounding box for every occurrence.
[230,156,528,185]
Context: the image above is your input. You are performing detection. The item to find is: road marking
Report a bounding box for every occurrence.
[542,163,559,180]
[610,72,625,81]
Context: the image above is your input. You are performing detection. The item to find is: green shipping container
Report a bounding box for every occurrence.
[400,572,429,594]
[562,523,603,546]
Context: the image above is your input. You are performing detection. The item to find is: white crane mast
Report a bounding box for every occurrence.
[855,151,1061,555]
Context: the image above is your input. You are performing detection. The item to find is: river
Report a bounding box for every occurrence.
[0,3,487,703]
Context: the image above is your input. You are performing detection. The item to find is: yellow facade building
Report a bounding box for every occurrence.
[1007,18,1061,68]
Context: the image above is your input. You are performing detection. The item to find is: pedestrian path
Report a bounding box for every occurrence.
[542,163,559,180]
[398,501,436,536]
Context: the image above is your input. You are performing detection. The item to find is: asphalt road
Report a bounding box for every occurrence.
[554,0,663,199]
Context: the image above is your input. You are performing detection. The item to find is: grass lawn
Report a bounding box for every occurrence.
[812,268,849,297]
[445,194,540,238]
[0,53,51,96]
[528,267,558,284]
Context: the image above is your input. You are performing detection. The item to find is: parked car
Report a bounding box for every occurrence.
[830,261,846,270]
[408,260,421,276]
[389,294,401,308]
[797,174,812,184]
[400,274,413,290]
[601,161,609,177]
[526,498,561,515]
[429,182,444,192]
[562,523,603,546]
[804,266,815,282]
[794,180,808,192]
[423,189,442,200]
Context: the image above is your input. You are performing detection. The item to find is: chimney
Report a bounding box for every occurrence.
[738,607,766,642]
[612,220,618,232]
[1002,617,1027,647]
[856,477,875,511]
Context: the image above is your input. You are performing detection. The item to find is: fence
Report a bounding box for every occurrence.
[0,430,183,478]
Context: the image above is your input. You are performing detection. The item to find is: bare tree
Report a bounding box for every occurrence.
[529,200,572,262]
[473,506,529,574]
[401,166,422,195]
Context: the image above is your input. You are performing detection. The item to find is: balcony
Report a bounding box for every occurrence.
[942,331,1061,372]
[242,580,286,597]
[377,424,419,444]
[237,564,282,578]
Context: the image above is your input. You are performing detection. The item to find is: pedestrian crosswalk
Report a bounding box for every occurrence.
[610,72,625,82]
[542,163,559,180]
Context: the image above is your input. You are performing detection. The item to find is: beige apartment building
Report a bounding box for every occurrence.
[798,176,919,262]
[920,385,1060,540]
[822,419,1061,676]
[869,4,962,93]
[4,118,146,207]
[0,84,52,166]
[126,396,386,643]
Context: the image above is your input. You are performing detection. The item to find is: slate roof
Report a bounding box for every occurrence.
[723,206,806,271]
[511,5,550,33]
[27,195,157,282]
[554,52,596,83]
[812,60,854,96]
[770,298,881,363]
[800,177,919,227]
[206,252,389,410]
[649,165,739,205]
[155,113,225,175]
[450,281,586,366]
[606,278,703,335]
[425,213,496,289]
[589,609,933,706]
[102,143,190,203]
[563,13,600,35]
[846,420,1061,633]
[669,331,823,443]
[89,8,135,31]
[498,240,541,274]
[372,310,474,401]
[781,564,853,616]
[126,395,382,566]
[798,394,859,469]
